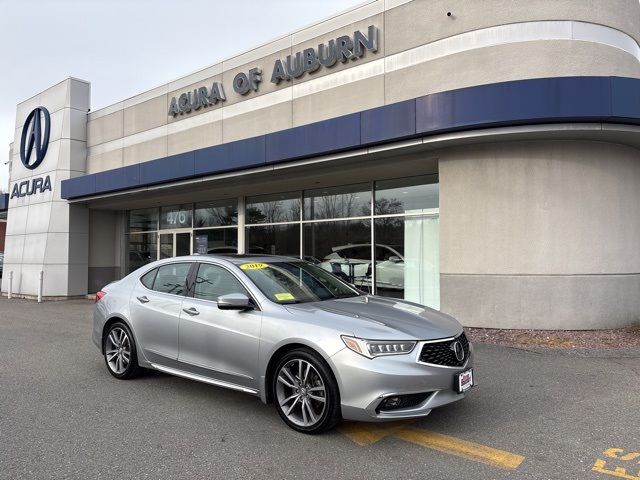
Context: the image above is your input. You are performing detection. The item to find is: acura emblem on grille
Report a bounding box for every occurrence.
[451,341,465,362]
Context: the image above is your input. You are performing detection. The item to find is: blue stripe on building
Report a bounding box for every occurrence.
[61,76,640,200]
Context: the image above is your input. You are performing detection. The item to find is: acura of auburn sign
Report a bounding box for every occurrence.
[168,25,379,117]
[11,106,52,199]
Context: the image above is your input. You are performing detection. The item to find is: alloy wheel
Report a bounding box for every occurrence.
[105,327,131,375]
[275,359,327,427]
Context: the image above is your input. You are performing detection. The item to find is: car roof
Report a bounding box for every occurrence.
[172,254,305,265]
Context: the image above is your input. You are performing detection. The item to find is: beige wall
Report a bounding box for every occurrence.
[385,0,640,54]
[439,140,640,329]
[84,0,640,174]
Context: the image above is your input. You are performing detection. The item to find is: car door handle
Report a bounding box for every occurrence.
[137,296,149,304]
[183,307,199,316]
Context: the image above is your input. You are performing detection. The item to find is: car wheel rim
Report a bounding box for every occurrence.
[105,327,131,374]
[276,359,327,427]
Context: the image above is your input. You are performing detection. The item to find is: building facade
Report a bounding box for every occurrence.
[2,0,640,329]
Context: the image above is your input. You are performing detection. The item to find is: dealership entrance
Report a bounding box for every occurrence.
[159,231,192,259]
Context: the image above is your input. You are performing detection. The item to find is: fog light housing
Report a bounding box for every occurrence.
[376,392,431,413]
[380,396,402,410]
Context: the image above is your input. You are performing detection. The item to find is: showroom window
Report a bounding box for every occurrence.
[194,199,237,227]
[126,208,160,274]
[160,204,193,230]
[303,219,371,289]
[245,192,301,256]
[193,199,239,255]
[375,174,439,214]
[123,174,440,309]
[373,175,440,308]
[128,208,158,233]
[303,183,371,220]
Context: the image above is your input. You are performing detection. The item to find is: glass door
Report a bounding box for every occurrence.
[176,232,191,256]
[159,231,192,259]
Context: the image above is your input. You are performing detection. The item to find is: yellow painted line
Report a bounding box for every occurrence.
[339,422,525,470]
[338,421,414,446]
[592,459,640,480]
[394,427,525,470]
[604,449,640,462]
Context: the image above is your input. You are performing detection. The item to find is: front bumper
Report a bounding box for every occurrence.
[329,342,474,422]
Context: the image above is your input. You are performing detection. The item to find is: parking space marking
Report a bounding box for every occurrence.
[339,421,414,446]
[592,448,640,480]
[395,427,525,470]
[338,422,525,470]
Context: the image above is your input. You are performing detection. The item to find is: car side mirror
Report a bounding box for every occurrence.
[388,255,402,263]
[218,293,253,310]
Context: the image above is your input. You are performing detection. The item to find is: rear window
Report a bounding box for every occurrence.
[140,268,157,289]
[151,263,191,296]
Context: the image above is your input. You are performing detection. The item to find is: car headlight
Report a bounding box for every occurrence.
[341,335,416,358]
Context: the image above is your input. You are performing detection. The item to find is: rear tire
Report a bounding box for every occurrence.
[272,348,341,434]
[103,322,140,379]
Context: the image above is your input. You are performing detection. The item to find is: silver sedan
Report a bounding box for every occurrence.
[93,255,474,434]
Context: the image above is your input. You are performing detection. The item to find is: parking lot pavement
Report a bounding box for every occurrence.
[1,297,639,480]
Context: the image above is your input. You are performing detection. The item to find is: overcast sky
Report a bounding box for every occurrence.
[0,0,365,191]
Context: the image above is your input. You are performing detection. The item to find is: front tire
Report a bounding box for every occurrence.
[272,349,341,434]
[103,322,140,379]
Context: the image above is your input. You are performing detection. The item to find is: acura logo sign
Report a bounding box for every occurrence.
[451,341,465,362]
[20,106,51,170]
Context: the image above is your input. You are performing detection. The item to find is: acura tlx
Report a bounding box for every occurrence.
[93,255,474,433]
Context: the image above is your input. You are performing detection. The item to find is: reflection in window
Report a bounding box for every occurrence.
[152,263,191,296]
[246,224,300,257]
[193,228,238,255]
[140,268,157,289]
[127,233,158,273]
[375,175,439,215]
[304,220,371,291]
[194,199,237,227]
[128,208,158,233]
[304,183,371,220]
[375,215,439,309]
[194,264,247,301]
[241,262,359,304]
[246,192,300,224]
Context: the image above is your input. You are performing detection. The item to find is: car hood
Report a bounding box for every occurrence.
[285,295,462,341]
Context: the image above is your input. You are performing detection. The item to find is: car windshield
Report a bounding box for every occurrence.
[239,261,361,304]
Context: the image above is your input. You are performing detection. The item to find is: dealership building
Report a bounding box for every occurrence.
[2,0,640,329]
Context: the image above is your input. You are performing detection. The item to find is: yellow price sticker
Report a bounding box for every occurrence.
[275,293,295,301]
[240,263,268,270]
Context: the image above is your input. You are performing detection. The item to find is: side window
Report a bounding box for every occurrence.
[194,263,248,302]
[140,268,157,289]
[336,247,356,259]
[152,263,191,296]
[348,246,371,261]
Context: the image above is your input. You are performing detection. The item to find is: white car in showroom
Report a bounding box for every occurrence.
[319,244,404,291]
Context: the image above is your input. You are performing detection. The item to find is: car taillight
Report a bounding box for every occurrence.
[95,290,107,303]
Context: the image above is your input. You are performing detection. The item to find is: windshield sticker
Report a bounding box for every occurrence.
[275,293,295,301]
[240,263,268,270]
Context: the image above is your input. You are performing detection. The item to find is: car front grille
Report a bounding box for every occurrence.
[418,332,470,367]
